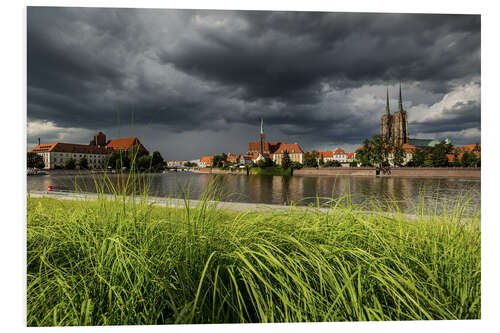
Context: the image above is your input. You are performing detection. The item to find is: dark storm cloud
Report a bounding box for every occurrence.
[158,12,480,99]
[411,100,481,134]
[27,7,481,158]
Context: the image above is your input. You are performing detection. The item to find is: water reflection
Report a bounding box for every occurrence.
[27,172,480,214]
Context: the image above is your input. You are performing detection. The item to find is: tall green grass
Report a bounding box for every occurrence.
[26,173,480,326]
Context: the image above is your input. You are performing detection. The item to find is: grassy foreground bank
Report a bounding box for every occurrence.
[27,190,480,325]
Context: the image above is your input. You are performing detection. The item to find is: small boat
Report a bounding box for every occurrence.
[27,168,47,176]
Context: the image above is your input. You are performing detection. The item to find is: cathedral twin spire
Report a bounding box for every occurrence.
[398,83,403,112]
[381,83,409,145]
[385,83,404,115]
[386,88,390,115]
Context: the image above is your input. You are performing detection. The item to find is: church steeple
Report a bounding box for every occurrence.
[385,88,390,115]
[398,83,403,112]
[259,118,265,155]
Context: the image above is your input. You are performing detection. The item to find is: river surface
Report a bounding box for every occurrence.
[27,172,480,215]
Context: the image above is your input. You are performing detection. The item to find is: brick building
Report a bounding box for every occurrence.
[247,119,304,165]
[199,156,214,168]
[29,132,149,169]
[318,149,356,164]
[272,143,304,165]
[29,142,112,169]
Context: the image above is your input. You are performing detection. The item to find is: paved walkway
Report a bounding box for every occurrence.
[27,190,326,213]
[28,191,453,222]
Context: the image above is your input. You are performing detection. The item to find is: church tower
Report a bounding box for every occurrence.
[380,84,409,145]
[391,84,409,145]
[259,118,265,155]
[94,131,106,147]
[381,88,392,140]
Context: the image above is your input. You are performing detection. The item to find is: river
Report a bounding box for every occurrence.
[27,171,480,215]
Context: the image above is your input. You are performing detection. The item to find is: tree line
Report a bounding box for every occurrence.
[355,134,480,168]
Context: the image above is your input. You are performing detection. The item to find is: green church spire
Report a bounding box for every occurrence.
[398,83,403,112]
[385,87,390,115]
[260,118,264,134]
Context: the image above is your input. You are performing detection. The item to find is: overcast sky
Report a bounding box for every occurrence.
[27,7,480,160]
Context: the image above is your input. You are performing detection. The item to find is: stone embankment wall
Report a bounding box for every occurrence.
[382,167,480,179]
[45,169,111,176]
[294,168,376,176]
[191,168,247,175]
[295,167,480,179]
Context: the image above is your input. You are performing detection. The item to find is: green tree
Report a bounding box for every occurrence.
[281,151,291,169]
[128,146,148,165]
[392,143,405,166]
[136,155,153,171]
[355,145,373,167]
[77,157,88,169]
[430,142,452,167]
[451,150,461,167]
[27,152,45,169]
[303,151,318,168]
[412,148,428,167]
[106,151,130,170]
[151,151,164,169]
[349,161,358,167]
[356,135,391,168]
[257,157,274,168]
[291,161,303,169]
[211,153,229,168]
[319,154,325,167]
[212,155,224,168]
[324,160,341,167]
[461,151,479,167]
[64,158,76,170]
[423,155,433,167]
[372,135,391,168]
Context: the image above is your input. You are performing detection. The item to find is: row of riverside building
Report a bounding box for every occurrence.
[29,132,149,169]
[198,119,357,168]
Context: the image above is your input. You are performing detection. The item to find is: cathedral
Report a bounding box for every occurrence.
[381,84,409,145]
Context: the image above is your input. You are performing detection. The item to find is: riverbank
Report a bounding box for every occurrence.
[191,167,291,176]
[191,167,480,179]
[38,169,114,176]
[35,169,171,176]
[295,167,481,179]
[27,192,481,326]
[28,190,303,213]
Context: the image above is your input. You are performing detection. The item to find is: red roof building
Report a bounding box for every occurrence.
[106,137,149,154]
[272,143,304,165]
[226,153,241,164]
[247,141,283,155]
[318,151,334,159]
[28,132,149,169]
[447,144,481,164]
[316,148,356,164]
[30,142,113,154]
[29,142,113,169]
[199,155,214,167]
